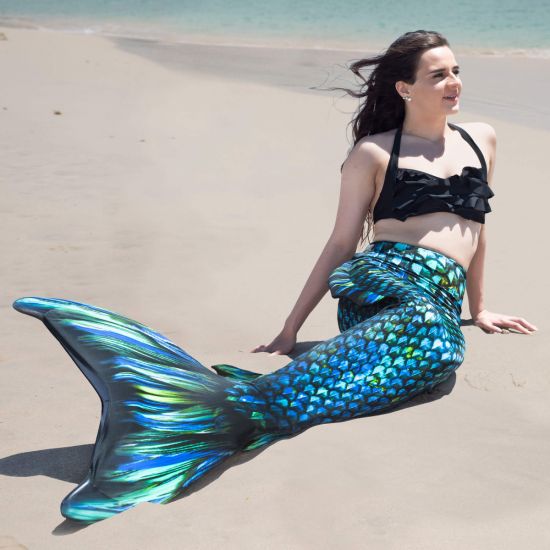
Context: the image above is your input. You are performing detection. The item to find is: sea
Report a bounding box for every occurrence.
[1,0,550,58]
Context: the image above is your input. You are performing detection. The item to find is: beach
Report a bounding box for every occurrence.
[1,25,549,549]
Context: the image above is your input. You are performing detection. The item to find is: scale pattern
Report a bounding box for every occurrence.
[13,240,467,522]
[230,240,467,438]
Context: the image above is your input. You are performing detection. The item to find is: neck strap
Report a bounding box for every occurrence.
[387,121,488,180]
[383,120,404,188]
[447,122,488,178]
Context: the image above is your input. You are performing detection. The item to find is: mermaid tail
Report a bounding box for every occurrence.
[13,240,468,523]
[12,297,257,522]
[243,241,467,437]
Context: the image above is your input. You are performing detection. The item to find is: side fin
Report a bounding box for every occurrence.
[242,432,284,452]
[211,363,262,382]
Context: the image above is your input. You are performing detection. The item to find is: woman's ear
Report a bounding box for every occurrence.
[395,81,408,97]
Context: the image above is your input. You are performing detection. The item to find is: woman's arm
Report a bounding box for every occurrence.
[466,123,493,322]
[466,223,486,319]
[468,123,537,334]
[252,140,380,354]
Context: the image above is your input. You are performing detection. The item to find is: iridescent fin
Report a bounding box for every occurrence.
[211,363,262,381]
[242,432,285,451]
[13,297,255,523]
[60,478,134,523]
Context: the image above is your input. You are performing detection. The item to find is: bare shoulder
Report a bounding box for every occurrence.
[343,129,395,172]
[454,121,497,182]
[453,121,497,144]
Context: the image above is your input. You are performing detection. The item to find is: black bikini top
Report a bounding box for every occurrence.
[372,121,495,224]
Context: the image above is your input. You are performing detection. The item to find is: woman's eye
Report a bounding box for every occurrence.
[434,71,460,78]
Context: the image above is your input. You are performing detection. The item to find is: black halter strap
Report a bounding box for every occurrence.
[344,120,488,183]
[387,120,487,180]
[384,121,404,189]
[447,122,488,178]
[372,122,404,222]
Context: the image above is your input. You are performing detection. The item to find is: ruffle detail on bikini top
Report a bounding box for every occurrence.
[390,166,495,223]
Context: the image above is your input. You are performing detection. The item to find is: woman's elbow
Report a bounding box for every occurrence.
[326,234,359,257]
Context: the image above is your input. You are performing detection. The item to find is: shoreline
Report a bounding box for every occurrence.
[2,15,550,59]
[2,20,547,130]
[112,35,550,131]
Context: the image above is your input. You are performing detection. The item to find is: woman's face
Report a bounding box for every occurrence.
[398,46,462,114]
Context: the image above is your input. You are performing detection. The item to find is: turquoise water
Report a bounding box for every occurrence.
[1,0,549,56]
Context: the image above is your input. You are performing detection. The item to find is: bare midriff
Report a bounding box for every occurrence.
[372,212,480,271]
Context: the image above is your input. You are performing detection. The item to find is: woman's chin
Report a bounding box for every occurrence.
[445,101,460,110]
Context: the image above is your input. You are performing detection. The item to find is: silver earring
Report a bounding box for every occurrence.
[402,95,412,102]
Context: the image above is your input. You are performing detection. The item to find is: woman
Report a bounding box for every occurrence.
[253,29,537,356]
[13,30,537,523]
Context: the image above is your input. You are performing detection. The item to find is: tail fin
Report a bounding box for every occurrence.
[13,297,256,522]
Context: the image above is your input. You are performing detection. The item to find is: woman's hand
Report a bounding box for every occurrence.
[473,309,538,334]
[251,328,297,355]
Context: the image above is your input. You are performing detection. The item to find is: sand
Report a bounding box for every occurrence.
[0,26,549,549]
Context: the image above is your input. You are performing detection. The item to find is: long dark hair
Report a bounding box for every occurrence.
[326,30,450,246]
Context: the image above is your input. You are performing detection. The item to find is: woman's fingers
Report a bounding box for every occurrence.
[252,330,296,354]
[251,344,267,352]
[510,317,538,331]
[500,321,534,334]
[257,344,291,355]
[476,312,539,335]
[495,317,537,334]
[475,319,501,333]
[486,319,537,335]
[252,343,283,353]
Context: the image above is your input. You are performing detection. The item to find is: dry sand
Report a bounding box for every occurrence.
[1,26,549,549]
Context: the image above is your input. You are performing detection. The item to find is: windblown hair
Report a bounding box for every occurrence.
[326,30,450,246]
